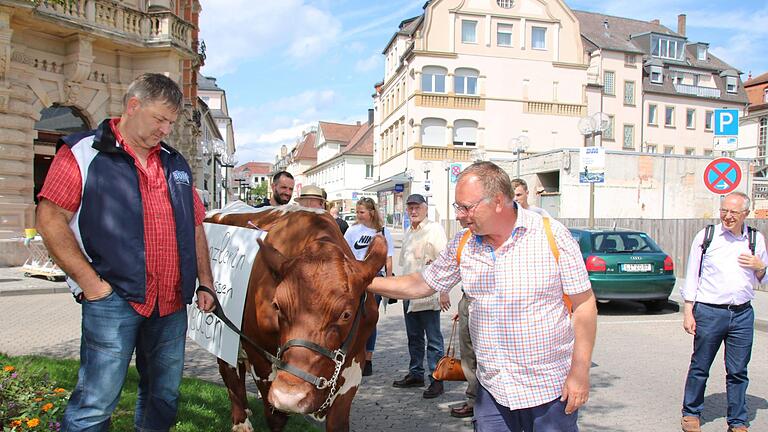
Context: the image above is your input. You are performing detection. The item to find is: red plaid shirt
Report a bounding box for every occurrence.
[38,118,205,317]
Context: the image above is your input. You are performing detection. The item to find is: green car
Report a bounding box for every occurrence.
[568,228,676,311]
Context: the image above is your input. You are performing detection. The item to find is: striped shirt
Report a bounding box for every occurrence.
[422,208,590,409]
[38,118,205,317]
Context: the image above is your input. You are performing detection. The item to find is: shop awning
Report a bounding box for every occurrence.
[362,171,411,192]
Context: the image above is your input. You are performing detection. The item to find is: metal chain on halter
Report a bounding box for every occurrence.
[313,350,346,414]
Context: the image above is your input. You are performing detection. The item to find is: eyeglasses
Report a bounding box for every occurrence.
[452,198,487,216]
[719,208,747,217]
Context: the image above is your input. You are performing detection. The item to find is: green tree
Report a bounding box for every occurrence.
[251,181,268,201]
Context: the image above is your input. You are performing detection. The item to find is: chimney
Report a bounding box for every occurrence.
[368,108,374,125]
[677,14,686,36]
[650,19,660,25]
[356,120,361,126]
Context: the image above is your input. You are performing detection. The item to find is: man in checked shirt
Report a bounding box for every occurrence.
[36,73,217,432]
[369,161,597,431]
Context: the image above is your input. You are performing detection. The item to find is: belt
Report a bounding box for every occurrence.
[698,301,751,312]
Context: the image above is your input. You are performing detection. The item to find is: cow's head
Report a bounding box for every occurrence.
[258,234,387,415]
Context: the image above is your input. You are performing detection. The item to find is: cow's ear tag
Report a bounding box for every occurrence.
[257,238,288,279]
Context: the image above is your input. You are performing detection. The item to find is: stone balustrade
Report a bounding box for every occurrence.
[524,101,586,117]
[36,0,193,52]
[413,144,473,162]
[414,92,485,110]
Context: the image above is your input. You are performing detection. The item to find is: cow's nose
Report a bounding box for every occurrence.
[268,382,310,414]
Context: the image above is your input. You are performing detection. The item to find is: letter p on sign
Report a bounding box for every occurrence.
[714,109,739,136]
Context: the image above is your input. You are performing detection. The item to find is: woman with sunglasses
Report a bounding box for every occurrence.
[344,197,394,376]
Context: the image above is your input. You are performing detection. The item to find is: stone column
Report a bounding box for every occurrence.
[0,7,37,244]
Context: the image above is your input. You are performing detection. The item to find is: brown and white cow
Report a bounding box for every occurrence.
[206,207,386,432]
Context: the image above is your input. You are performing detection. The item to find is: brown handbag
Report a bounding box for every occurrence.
[432,317,466,381]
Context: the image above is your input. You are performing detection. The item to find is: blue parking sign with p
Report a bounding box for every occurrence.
[714,109,739,136]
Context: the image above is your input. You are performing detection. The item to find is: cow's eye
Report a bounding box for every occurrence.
[272,301,281,313]
[340,311,352,321]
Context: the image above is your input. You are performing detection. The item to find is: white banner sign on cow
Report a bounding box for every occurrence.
[187,222,266,367]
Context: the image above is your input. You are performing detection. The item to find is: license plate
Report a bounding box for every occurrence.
[622,263,652,272]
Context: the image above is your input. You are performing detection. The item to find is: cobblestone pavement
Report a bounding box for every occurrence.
[1,274,767,431]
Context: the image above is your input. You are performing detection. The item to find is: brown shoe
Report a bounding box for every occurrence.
[450,403,474,418]
[728,426,749,432]
[681,416,701,432]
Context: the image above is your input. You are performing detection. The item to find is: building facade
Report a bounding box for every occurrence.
[739,72,768,216]
[370,0,748,224]
[198,74,236,208]
[0,0,204,263]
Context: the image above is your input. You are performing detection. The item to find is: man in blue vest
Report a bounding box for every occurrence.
[37,73,217,432]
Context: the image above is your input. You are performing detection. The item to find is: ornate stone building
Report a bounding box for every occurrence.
[0,0,204,264]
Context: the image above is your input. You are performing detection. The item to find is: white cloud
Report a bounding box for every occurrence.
[199,0,342,76]
[355,54,381,72]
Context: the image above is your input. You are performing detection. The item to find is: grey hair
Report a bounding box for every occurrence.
[457,161,514,202]
[123,73,183,112]
[727,191,751,211]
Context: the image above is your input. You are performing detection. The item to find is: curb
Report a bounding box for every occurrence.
[0,287,70,297]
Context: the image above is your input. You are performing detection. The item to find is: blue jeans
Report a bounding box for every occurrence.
[474,384,578,431]
[365,295,382,352]
[62,291,188,432]
[682,302,754,428]
[402,300,444,381]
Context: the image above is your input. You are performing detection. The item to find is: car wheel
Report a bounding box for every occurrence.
[643,300,667,312]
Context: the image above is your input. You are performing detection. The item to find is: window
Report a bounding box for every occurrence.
[421,118,447,146]
[454,68,479,95]
[624,81,635,105]
[704,149,714,156]
[652,36,681,60]
[421,66,446,93]
[365,164,374,178]
[603,115,615,140]
[604,71,615,96]
[497,24,513,47]
[497,0,514,8]
[462,20,477,43]
[726,76,737,94]
[686,108,696,129]
[697,45,707,61]
[453,120,478,146]
[646,144,658,153]
[764,89,768,103]
[624,53,636,66]
[685,148,695,155]
[664,145,674,154]
[759,117,767,159]
[705,111,714,131]
[623,124,635,149]
[665,106,675,127]
[531,27,547,50]
[650,66,663,84]
[648,104,658,125]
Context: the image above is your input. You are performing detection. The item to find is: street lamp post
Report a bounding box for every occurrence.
[509,136,531,179]
[441,159,453,225]
[219,152,237,206]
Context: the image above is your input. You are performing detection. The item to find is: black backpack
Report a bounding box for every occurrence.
[698,224,757,277]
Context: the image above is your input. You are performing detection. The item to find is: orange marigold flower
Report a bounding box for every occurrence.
[3,365,14,372]
[54,387,66,393]
[34,397,43,402]
[41,403,54,412]
[27,418,40,428]
[10,419,22,427]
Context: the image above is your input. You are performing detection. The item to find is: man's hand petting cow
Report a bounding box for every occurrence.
[205,205,387,432]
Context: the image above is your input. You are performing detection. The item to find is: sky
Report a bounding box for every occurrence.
[198,0,768,166]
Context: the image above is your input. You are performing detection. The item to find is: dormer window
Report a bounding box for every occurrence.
[726,76,737,94]
[697,45,707,61]
[764,88,768,103]
[651,35,684,60]
[650,66,663,84]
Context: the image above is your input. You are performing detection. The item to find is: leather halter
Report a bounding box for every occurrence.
[197,285,368,414]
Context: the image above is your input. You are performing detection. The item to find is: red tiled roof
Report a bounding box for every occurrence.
[295,131,317,160]
[342,123,373,156]
[745,71,768,87]
[318,121,361,144]
[235,162,272,176]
